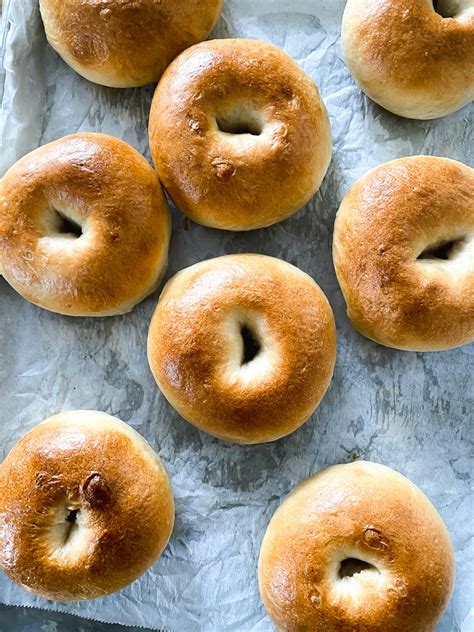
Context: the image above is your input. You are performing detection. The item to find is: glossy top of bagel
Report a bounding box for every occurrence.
[39,0,223,87]
[342,0,474,119]
[149,39,332,230]
[259,460,455,632]
[148,254,336,444]
[333,156,474,351]
[0,411,174,600]
[0,133,170,316]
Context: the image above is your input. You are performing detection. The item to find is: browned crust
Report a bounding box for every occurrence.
[0,411,174,600]
[39,0,224,87]
[258,461,455,632]
[149,39,332,230]
[333,156,474,351]
[342,0,474,119]
[0,133,171,316]
[147,255,337,444]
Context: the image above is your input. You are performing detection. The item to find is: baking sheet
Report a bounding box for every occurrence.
[0,1,473,630]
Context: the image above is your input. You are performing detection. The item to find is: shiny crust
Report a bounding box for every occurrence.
[39,0,223,88]
[333,156,474,351]
[0,133,171,317]
[0,411,174,601]
[149,39,332,231]
[147,255,336,444]
[258,461,455,632]
[342,0,474,119]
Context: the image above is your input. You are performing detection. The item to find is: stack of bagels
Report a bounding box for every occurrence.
[0,1,472,630]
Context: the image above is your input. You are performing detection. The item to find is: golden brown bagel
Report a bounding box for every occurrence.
[147,254,336,444]
[259,461,455,632]
[149,39,332,231]
[333,156,474,351]
[0,411,174,601]
[39,0,223,88]
[342,0,474,119]
[0,133,170,317]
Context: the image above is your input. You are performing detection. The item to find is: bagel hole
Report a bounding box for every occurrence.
[339,558,378,579]
[216,107,264,136]
[66,508,79,523]
[433,0,460,17]
[63,508,80,543]
[240,325,261,364]
[54,210,83,238]
[418,238,464,261]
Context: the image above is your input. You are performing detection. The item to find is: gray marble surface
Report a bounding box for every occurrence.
[0,0,473,630]
[0,605,152,631]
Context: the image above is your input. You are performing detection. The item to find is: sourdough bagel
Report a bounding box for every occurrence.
[39,0,223,88]
[0,411,174,601]
[0,133,170,316]
[342,0,474,119]
[259,461,455,632]
[333,156,474,351]
[147,254,336,444]
[149,39,332,230]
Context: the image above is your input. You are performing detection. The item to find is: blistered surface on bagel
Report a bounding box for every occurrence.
[39,0,223,87]
[342,0,474,119]
[333,156,474,351]
[149,39,332,230]
[0,411,174,600]
[258,460,455,632]
[0,133,170,316]
[147,254,336,444]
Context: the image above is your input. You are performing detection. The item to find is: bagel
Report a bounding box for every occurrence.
[342,0,474,119]
[333,156,474,351]
[39,0,223,88]
[0,411,174,601]
[149,39,332,231]
[0,133,170,317]
[147,254,336,444]
[258,461,455,632]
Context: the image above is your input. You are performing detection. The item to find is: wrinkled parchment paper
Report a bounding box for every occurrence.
[0,1,473,630]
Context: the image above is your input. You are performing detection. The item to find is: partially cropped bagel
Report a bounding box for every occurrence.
[259,461,455,632]
[0,133,170,316]
[342,0,474,119]
[149,39,332,231]
[333,156,474,351]
[147,255,336,444]
[39,0,223,88]
[0,411,174,601]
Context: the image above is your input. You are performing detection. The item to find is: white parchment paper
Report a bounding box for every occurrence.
[0,1,473,630]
